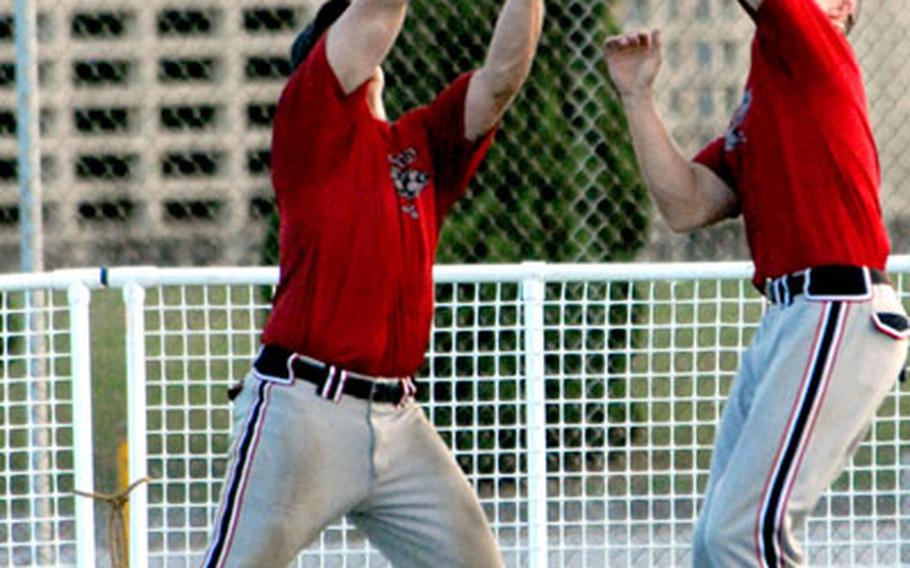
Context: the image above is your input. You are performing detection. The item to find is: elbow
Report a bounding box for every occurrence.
[658,201,707,233]
[490,82,521,110]
[663,203,726,233]
[488,61,533,104]
[474,61,531,114]
[660,167,720,233]
[485,39,539,93]
[666,216,700,234]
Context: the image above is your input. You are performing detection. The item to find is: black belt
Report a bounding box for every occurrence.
[763,265,890,305]
[241,345,418,405]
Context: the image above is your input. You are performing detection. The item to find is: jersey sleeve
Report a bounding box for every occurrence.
[750,0,856,78]
[270,37,367,201]
[421,72,497,222]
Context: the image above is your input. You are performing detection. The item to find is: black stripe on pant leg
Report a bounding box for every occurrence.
[761,302,843,567]
[204,379,269,567]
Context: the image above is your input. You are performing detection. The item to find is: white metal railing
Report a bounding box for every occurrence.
[0,268,99,567]
[1,260,909,566]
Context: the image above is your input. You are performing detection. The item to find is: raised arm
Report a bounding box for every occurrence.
[604,30,738,232]
[464,0,544,142]
[326,0,410,95]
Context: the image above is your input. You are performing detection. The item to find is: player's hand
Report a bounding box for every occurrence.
[603,29,662,101]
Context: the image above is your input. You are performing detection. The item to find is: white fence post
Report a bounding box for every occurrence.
[68,284,97,567]
[123,282,149,566]
[521,261,548,568]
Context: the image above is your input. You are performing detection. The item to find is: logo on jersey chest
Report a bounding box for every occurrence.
[725,89,752,152]
[389,147,429,220]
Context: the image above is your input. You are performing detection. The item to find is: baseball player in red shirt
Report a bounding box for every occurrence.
[201,0,543,566]
[605,0,909,566]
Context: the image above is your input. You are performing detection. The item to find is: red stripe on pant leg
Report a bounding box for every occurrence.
[753,304,829,567]
[204,393,259,560]
[217,382,274,567]
[202,380,273,568]
[755,302,846,567]
[774,304,850,559]
[203,381,267,567]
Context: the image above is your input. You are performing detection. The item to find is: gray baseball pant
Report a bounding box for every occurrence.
[201,375,505,568]
[692,284,908,567]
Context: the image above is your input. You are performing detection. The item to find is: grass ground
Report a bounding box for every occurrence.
[90,289,128,495]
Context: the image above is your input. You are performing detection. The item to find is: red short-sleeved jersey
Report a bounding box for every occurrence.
[694,0,889,285]
[262,38,496,377]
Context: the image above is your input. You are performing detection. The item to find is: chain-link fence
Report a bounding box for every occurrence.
[0,0,908,269]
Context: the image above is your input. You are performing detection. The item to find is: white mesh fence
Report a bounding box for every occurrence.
[0,263,907,566]
[0,272,96,567]
[102,261,910,567]
[140,280,271,563]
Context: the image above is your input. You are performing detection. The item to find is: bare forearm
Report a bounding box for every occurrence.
[481,0,544,103]
[604,28,737,230]
[622,93,712,232]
